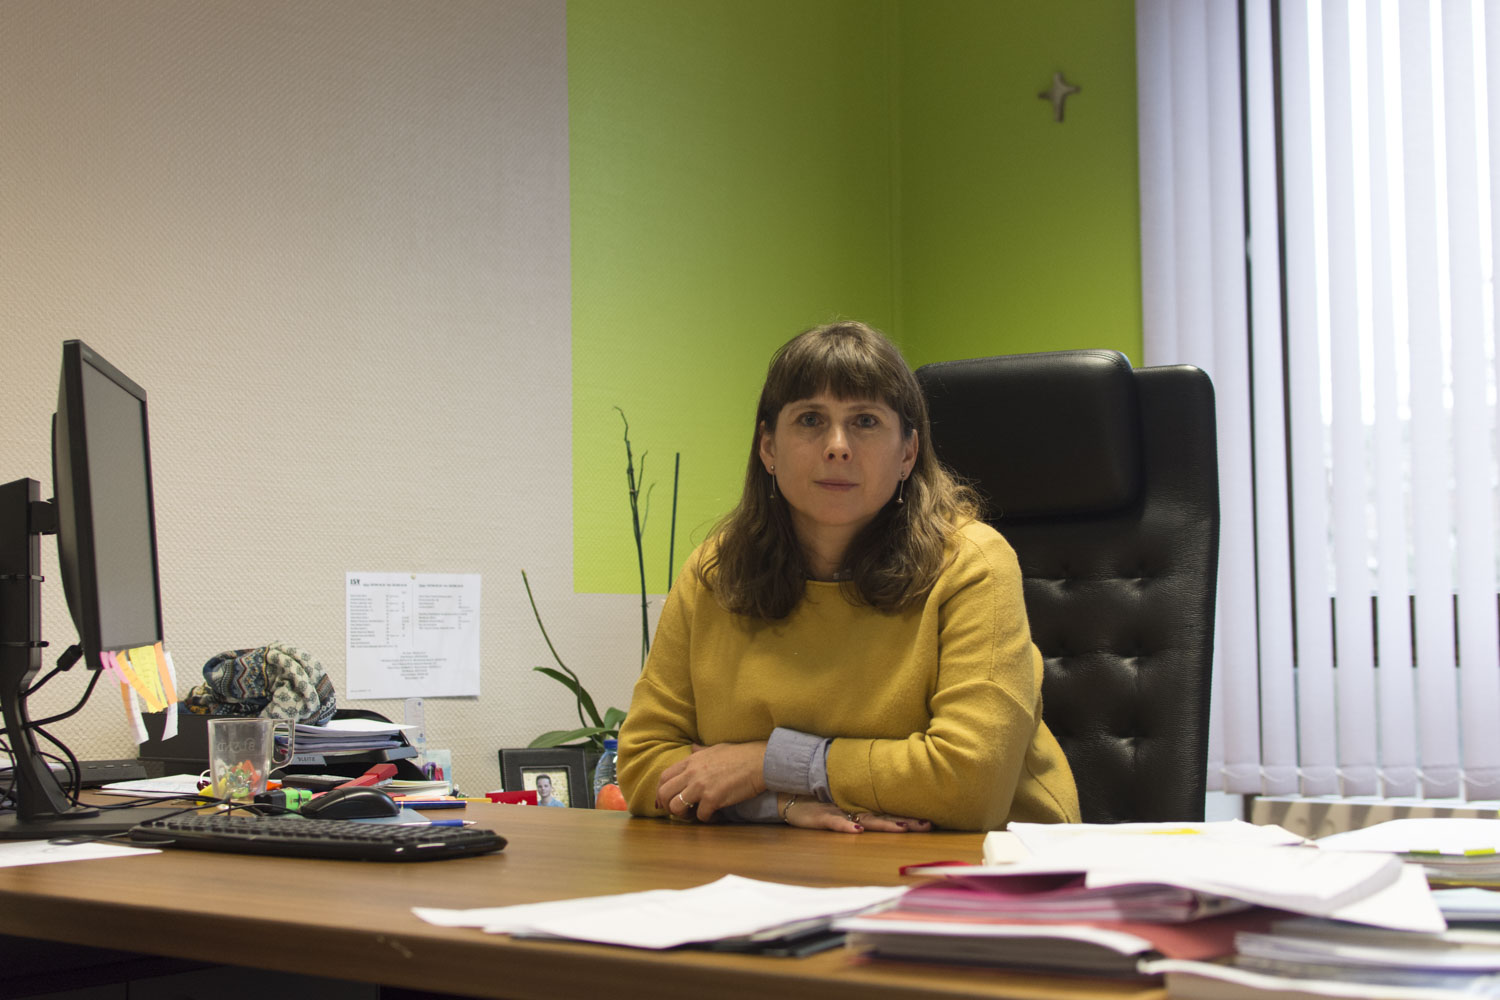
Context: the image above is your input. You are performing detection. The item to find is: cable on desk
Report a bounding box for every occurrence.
[22,644,84,699]
[0,644,98,807]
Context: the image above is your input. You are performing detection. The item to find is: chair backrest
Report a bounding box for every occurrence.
[916,350,1219,823]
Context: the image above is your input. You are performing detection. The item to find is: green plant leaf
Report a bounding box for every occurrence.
[522,568,594,732]
[532,666,605,728]
[522,408,672,747]
[528,726,612,749]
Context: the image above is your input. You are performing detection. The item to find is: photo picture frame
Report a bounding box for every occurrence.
[498,747,590,809]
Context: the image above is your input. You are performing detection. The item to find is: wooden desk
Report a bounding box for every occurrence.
[0,805,1164,1000]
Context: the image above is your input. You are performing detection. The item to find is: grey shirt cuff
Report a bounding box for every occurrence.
[721,728,833,824]
[764,726,833,803]
[719,790,783,823]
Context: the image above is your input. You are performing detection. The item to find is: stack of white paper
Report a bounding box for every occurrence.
[293,718,412,753]
[1235,918,1500,970]
[1144,914,1500,1000]
[836,821,1444,982]
[413,874,906,950]
[1435,887,1500,922]
[1142,957,1500,1000]
[1319,818,1500,885]
[914,825,1438,932]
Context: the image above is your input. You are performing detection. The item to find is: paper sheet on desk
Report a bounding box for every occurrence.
[981,820,1309,867]
[1318,818,1500,856]
[1007,819,1310,854]
[0,839,159,867]
[412,874,906,949]
[97,774,204,798]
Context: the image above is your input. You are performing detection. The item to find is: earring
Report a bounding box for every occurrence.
[768,465,777,499]
[896,473,906,505]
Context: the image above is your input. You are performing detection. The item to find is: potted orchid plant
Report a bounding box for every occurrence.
[522,408,678,754]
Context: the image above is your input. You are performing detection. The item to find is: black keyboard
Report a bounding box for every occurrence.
[129,813,506,861]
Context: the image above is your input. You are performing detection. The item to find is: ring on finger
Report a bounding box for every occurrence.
[675,791,696,810]
[845,811,864,824]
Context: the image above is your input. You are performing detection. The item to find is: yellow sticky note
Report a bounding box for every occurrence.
[117,658,135,714]
[128,645,165,709]
[115,648,162,713]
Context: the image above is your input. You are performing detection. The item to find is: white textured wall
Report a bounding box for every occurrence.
[1,0,643,791]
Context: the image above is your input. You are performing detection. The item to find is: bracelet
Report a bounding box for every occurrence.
[781,794,799,823]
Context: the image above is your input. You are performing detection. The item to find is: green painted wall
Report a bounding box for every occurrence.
[896,2,1142,368]
[568,0,900,593]
[568,0,1141,593]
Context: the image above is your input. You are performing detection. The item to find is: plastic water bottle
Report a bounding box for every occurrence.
[592,737,620,809]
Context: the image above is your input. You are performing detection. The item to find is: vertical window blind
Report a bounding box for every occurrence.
[1138,0,1500,800]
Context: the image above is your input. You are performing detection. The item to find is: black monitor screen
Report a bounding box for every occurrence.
[53,341,163,662]
[0,341,176,837]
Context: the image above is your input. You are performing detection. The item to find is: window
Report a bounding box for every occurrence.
[1138,0,1500,800]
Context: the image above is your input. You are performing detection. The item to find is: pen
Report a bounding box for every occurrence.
[395,799,466,809]
[399,819,474,827]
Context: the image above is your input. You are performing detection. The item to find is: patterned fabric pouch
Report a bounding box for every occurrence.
[181,642,337,725]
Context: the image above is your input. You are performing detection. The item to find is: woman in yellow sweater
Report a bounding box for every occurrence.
[617,321,1079,832]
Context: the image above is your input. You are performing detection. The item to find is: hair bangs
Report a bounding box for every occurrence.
[760,322,916,430]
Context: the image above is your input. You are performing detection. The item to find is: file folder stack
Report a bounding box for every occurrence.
[838,821,1444,981]
[1144,908,1500,1000]
[839,875,1273,977]
[1140,820,1500,998]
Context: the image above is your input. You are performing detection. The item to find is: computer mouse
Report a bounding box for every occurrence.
[299,785,402,820]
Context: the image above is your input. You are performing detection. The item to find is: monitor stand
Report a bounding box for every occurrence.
[0,478,185,841]
[0,804,186,841]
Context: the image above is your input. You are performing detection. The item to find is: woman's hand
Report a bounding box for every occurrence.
[655,741,768,821]
[781,796,934,834]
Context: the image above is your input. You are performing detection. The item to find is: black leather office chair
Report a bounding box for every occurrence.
[916,349,1218,823]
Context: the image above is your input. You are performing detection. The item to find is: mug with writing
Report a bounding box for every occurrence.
[208,717,295,801]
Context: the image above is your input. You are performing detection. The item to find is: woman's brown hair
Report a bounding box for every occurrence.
[702,321,978,620]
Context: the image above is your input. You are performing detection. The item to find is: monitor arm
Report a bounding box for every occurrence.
[0,477,96,821]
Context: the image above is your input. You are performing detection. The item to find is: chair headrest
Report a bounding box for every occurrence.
[916,350,1142,518]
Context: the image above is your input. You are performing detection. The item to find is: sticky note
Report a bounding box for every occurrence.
[156,643,178,704]
[113,648,161,713]
[126,645,165,711]
[155,647,178,739]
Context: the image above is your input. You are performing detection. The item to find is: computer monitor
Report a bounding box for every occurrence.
[54,340,166,662]
[0,340,180,838]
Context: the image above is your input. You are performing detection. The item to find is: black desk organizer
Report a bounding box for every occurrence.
[138,711,424,780]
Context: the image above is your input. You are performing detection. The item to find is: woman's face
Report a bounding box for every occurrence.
[759,391,916,552]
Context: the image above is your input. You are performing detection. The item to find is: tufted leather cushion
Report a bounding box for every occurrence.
[917,351,1219,823]
[918,350,1141,518]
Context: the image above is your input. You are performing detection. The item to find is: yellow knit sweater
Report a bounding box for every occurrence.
[618,520,1080,831]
